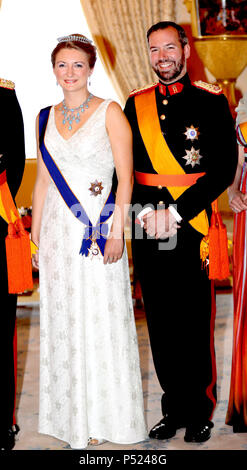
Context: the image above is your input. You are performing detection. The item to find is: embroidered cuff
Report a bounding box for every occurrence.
[136,207,153,227]
[168,205,182,223]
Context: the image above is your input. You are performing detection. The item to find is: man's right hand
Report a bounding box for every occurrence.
[142,208,180,239]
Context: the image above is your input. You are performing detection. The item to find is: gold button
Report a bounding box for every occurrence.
[163,99,168,105]
[160,114,166,120]
[157,185,163,190]
[158,201,164,205]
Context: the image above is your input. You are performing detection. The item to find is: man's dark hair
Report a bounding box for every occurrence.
[147,21,189,48]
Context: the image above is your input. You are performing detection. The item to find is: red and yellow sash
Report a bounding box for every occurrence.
[134,88,230,280]
[239,122,247,144]
[134,88,209,236]
[0,170,33,293]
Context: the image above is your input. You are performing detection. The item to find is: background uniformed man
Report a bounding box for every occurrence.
[124,21,238,443]
[0,78,25,450]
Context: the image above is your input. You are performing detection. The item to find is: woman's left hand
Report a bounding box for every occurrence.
[103,235,124,264]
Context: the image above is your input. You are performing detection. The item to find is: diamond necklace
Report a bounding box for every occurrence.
[61,92,93,131]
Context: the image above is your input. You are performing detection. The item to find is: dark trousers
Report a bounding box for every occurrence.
[132,222,217,425]
[0,236,17,434]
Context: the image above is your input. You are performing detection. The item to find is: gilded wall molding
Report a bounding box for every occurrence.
[183,0,192,13]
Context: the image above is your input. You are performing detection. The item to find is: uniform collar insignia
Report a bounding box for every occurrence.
[159,82,184,97]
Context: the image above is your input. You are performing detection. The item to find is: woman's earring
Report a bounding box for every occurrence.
[88,77,91,87]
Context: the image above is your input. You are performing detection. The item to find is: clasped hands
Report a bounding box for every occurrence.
[142,208,180,239]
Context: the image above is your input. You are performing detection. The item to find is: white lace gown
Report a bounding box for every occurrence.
[38,100,147,449]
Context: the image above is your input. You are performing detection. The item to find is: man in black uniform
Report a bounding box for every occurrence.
[0,78,25,449]
[124,22,237,443]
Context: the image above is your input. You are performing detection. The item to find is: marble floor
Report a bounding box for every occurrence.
[12,291,247,457]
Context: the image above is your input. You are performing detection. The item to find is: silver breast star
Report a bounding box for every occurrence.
[184,125,200,141]
[183,147,203,167]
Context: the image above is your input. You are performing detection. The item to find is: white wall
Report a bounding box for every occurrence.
[0,0,120,158]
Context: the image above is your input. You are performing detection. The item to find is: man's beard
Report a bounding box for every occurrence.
[153,53,185,84]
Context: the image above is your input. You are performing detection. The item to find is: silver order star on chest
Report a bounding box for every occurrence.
[184,125,200,141]
[183,147,203,167]
[89,180,104,196]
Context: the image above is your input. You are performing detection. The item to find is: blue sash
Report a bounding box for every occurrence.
[39,106,115,256]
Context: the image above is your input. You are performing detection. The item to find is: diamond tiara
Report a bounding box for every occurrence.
[57,35,92,45]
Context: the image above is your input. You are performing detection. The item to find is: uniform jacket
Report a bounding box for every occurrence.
[124,73,238,225]
[0,81,25,239]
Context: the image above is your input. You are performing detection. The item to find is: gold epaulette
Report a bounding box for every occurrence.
[193,80,223,95]
[0,78,15,90]
[129,82,158,97]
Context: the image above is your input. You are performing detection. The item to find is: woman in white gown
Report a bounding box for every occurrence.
[31,34,147,449]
